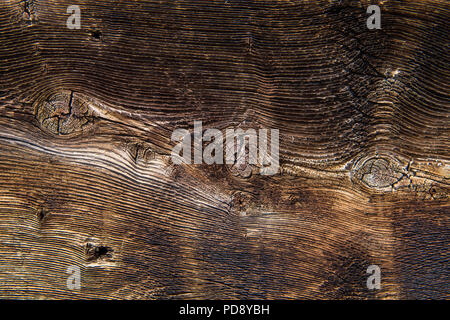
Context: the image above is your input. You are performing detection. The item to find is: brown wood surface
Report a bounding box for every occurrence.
[0,0,448,299]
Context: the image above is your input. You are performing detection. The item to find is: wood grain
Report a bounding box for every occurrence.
[0,0,448,299]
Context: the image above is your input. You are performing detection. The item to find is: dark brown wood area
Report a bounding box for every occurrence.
[0,0,448,299]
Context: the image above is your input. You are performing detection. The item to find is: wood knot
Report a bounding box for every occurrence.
[35,91,95,136]
[229,158,254,178]
[22,0,38,26]
[230,191,257,216]
[352,156,404,191]
[85,243,113,262]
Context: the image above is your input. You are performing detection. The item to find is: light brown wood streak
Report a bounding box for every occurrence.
[0,0,448,299]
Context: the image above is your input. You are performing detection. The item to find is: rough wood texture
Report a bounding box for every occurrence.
[0,0,448,299]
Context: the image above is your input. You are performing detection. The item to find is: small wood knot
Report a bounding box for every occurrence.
[36,208,47,222]
[85,243,113,261]
[90,29,102,40]
[126,141,156,164]
[225,134,257,179]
